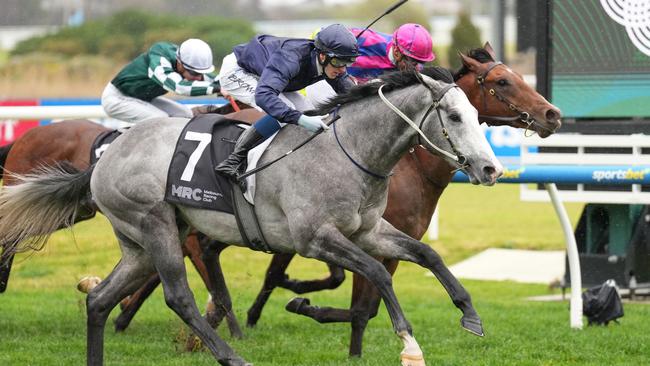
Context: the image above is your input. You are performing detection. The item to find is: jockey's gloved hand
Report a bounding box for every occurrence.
[298,114,329,133]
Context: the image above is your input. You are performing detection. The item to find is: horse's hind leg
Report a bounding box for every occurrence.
[280,262,346,294]
[86,232,158,365]
[143,204,247,365]
[0,250,14,293]
[297,224,424,365]
[114,273,161,332]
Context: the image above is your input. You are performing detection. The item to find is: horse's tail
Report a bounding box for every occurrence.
[0,142,14,180]
[0,162,94,257]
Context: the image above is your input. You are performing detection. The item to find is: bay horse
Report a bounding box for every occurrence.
[0,70,501,365]
[0,106,255,339]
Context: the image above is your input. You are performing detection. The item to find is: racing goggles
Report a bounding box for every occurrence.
[328,56,356,68]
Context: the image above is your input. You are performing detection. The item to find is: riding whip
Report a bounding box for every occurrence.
[355,0,409,39]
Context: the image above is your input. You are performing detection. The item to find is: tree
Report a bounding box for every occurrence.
[11,10,256,63]
[448,12,482,69]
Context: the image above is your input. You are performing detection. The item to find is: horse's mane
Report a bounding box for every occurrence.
[452,47,495,81]
[307,66,454,115]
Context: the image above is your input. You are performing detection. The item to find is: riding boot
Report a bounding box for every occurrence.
[214,126,265,180]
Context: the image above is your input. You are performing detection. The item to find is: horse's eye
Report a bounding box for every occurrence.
[449,113,461,122]
[497,79,508,86]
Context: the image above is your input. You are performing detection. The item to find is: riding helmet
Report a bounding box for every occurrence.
[314,24,359,59]
[176,38,215,74]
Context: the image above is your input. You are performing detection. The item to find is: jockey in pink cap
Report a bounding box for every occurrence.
[393,23,435,64]
[347,23,435,83]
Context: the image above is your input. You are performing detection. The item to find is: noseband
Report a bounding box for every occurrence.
[475,61,535,129]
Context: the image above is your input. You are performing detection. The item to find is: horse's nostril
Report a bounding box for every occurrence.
[483,166,496,178]
[546,108,562,123]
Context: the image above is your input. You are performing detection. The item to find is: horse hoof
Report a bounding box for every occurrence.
[401,352,426,366]
[461,315,484,337]
[76,276,102,293]
[285,297,310,313]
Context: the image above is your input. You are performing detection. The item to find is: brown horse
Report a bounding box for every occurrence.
[240,45,562,356]
[0,105,258,339]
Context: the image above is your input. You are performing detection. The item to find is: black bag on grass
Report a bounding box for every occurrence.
[582,279,624,325]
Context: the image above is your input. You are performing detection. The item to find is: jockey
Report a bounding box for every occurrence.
[215,23,359,180]
[101,38,220,123]
[306,23,434,107]
[348,23,435,83]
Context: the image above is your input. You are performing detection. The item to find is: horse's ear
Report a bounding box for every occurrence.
[483,42,497,61]
[459,51,480,71]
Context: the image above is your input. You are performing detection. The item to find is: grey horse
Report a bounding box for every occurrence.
[0,71,502,365]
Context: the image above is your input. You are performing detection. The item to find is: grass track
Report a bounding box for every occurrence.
[1,184,648,365]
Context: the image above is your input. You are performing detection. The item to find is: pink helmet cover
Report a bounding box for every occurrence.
[393,23,435,62]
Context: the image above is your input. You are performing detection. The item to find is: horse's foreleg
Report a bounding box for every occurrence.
[283,259,398,357]
[246,252,295,327]
[297,224,424,365]
[114,274,161,332]
[280,263,346,294]
[367,220,483,337]
[0,250,14,293]
[194,233,243,339]
[143,205,248,365]
[349,259,399,357]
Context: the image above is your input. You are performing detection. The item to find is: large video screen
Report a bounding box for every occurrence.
[551,0,650,119]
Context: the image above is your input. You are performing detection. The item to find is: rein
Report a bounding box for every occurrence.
[333,121,390,179]
[239,74,470,181]
[333,78,467,181]
[237,113,341,181]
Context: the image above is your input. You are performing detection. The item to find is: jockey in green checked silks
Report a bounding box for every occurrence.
[214,24,360,180]
[101,38,221,123]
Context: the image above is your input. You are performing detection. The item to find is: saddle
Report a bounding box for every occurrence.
[90,113,271,253]
[164,113,271,252]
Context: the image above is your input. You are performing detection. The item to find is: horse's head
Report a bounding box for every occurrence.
[454,42,562,138]
[417,75,503,186]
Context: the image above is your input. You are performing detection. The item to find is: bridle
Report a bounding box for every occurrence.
[378,73,468,169]
[333,74,470,180]
[474,61,541,135]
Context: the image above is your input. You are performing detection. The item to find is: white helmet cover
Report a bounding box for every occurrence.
[177,38,215,74]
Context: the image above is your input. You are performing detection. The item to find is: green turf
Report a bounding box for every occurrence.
[1,184,648,365]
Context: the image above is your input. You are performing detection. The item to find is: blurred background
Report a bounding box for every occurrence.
[0,0,536,98]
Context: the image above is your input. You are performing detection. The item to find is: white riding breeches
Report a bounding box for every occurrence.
[101,83,193,123]
[218,53,314,115]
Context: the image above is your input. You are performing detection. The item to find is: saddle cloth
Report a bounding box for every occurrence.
[164,114,246,213]
[90,128,124,165]
[90,114,277,204]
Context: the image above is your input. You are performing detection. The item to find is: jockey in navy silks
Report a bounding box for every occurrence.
[215,24,360,180]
